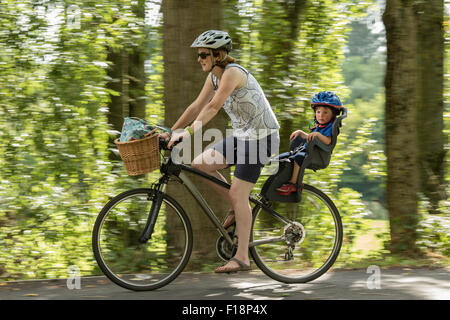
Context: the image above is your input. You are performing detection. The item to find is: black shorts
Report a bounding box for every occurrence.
[210,132,280,184]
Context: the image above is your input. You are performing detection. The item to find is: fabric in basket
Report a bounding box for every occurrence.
[119,117,155,142]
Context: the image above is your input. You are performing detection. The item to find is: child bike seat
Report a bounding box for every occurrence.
[261,107,347,203]
[304,107,347,171]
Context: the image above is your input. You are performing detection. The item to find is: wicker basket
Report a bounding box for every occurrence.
[114,129,160,176]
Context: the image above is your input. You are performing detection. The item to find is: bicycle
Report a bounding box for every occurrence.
[92,109,346,291]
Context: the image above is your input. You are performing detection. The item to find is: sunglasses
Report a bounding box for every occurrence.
[197,52,211,59]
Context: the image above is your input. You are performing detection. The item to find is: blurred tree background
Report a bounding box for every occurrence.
[0,0,448,281]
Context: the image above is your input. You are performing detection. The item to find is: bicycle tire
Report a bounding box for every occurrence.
[92,188,193,291]
[250,184,343,283]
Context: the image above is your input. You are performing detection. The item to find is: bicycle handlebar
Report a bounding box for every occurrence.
[159,137,170,150]
[158,136,183,151]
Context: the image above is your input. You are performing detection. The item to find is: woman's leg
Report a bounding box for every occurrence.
[191,148,233,210]
[215,176,254,271]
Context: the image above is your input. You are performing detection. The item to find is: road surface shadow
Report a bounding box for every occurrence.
[0,267,449,300]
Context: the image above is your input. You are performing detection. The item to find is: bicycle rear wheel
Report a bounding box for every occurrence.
[250,184,343,283]
[92,188,192,291]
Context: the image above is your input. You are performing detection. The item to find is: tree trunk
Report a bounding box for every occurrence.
[414,0,446,213]
[129,0,148,120]
[106,1,148,158]
[260,0,306,152]
[106,49,128,135]
[106,49,130,160]
[162,0,229,268]
[383,0,421,256]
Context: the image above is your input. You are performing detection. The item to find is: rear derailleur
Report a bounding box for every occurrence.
[283,222,305,261]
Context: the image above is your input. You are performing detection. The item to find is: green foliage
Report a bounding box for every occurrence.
[338,10,387,207]
[417,210,450,258]
[0,0,160,280]
[343,56,385,104]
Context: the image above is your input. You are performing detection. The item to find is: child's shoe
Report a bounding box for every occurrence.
[276,182,297,195]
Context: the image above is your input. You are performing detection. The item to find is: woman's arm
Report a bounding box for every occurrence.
[168,68,245,148]
[170,73,215,132]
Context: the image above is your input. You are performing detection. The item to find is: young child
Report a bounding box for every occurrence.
[277,91,343,195]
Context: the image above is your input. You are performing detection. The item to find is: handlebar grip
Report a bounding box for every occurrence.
[159,138,169,150]
[159,137,182,150]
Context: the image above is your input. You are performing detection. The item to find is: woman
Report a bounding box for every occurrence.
[166,30,280,273]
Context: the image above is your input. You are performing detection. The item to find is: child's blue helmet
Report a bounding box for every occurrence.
[311,91,343,114]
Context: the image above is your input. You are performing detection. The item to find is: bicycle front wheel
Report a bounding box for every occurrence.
[250,184,343,283]
[92,188,193,291]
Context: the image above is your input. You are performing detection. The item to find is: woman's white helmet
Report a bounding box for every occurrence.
[191,30,232,52]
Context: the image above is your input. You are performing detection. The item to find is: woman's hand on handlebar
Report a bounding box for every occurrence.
[167,129,190,149]
[158,132,171,150]
[160,132,171,141]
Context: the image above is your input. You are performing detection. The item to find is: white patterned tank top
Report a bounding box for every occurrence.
[211,63,280,140]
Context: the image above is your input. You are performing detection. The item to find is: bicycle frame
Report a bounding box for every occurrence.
[143,156,293,248]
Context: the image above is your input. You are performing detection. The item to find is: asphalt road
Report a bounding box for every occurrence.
[1,267,449,300]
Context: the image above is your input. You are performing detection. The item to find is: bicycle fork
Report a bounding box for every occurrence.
[138,177,168,244]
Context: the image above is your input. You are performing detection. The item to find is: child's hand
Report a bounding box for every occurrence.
[290,130,307,140]
[306,132,319,141]
[307,132,331,145]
